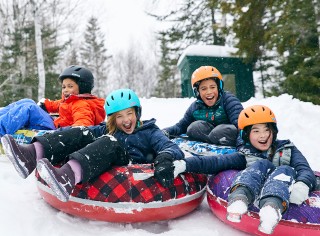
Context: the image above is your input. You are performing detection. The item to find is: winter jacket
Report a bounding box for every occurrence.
[0,99,56,136]
[186,139,315,190]
[239,139,316,190]
[44,94,106,128]
[164,91,243,136]
[89,119,185,163]
[185,150,246,174]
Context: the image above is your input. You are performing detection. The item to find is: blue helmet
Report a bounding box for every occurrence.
[105,89,141,118]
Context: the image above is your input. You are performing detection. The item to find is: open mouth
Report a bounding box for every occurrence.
[123,122,133,131]
[258,140,268,144]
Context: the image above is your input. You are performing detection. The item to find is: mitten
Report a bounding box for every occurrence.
[37,98,48,112]
[154,152,174,188]
[173,160,186,178]
[289,181,309,205]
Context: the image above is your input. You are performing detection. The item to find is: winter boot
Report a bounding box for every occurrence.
[226,186,252,223]
[1,134,37,178]
[37,158,75,202]
[258,197,283,234]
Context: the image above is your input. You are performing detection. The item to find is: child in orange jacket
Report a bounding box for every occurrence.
[0,65,106,136]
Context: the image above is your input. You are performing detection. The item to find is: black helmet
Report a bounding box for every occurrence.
[59,65,94,94]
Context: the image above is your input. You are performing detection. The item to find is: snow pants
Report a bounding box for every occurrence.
[231,159,296,211]
[186,120,238,146]
[0,99,55,137]
[33,127,130,182]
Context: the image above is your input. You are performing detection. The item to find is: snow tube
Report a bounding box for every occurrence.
[207,170,320,236]
[172,137,236,156]
[36,164,207,223]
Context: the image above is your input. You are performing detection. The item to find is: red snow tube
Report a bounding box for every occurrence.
[36,164,207,223]
[207,170,320,236]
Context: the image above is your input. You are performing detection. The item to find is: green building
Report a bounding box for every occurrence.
[177,45,254,102]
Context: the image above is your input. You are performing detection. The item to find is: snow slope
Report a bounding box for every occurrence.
[0,94,319,236]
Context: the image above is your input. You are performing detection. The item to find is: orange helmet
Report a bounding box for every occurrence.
[238,105,278,143]
[238,105,277,130]
[191,66,223,87]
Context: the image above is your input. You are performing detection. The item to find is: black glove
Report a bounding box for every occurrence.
[154,152,174,188]
[37,98,48,113]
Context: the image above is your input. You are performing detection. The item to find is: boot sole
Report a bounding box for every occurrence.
[37,160,69,202]
[226,212,243,223]
[1,136,28,179]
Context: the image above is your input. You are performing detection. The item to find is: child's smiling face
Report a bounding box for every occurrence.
[198,79,219,107]
[249,123,273,151]
[115,107,137,134]
[62,78,79,98]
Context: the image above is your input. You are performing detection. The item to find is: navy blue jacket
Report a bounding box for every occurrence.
[89,119,184,164]
[185,139,316,190]
[164,91,243,136]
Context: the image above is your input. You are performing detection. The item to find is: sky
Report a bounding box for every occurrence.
[74,0,178,54]
[1,93,320,236]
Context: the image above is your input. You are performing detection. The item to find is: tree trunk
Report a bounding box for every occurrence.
[31,1,46,100]
[313,0,320,49]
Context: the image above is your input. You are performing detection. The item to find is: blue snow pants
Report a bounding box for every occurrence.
[231,159,296,209]
[0,99,56,137]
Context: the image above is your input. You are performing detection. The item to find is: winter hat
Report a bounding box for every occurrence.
[59,65,94,94]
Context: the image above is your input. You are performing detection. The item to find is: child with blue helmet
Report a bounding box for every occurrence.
[1,89,184,202]
[163,66,243,147]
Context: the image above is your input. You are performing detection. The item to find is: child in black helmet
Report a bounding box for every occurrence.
[162,66,243,147]
[0,65,106,137]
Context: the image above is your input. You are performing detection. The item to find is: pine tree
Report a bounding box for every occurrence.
[150,0,227,97]
[0,0,68,105]
[80,16,110,98]
[265,0,319,104]
[154,32,180,97]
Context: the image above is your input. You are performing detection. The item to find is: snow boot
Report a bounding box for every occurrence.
[1,134,37,178]
[258,197,283,234]
[226,186,252,223]
[37,158,75,202]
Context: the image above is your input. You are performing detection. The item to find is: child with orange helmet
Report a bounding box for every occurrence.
[170,105,315,234]
[163,66,243,147]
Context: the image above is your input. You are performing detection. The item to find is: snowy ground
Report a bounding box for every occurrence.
[1,94,319,236]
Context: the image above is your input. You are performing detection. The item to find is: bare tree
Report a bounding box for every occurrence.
[110,43,158,98]
[30,0,46,100]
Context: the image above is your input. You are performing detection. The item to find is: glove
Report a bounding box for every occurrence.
[162,129,170,138]
[154,152,174,188]
[289,181,309,205]
[173,160,186,178]
[37,98,48,112]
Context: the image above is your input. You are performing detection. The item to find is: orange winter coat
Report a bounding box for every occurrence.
[44,94,106,128]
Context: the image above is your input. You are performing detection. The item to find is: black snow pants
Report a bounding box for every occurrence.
[33,127,130,182]
[186,121,238,146]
